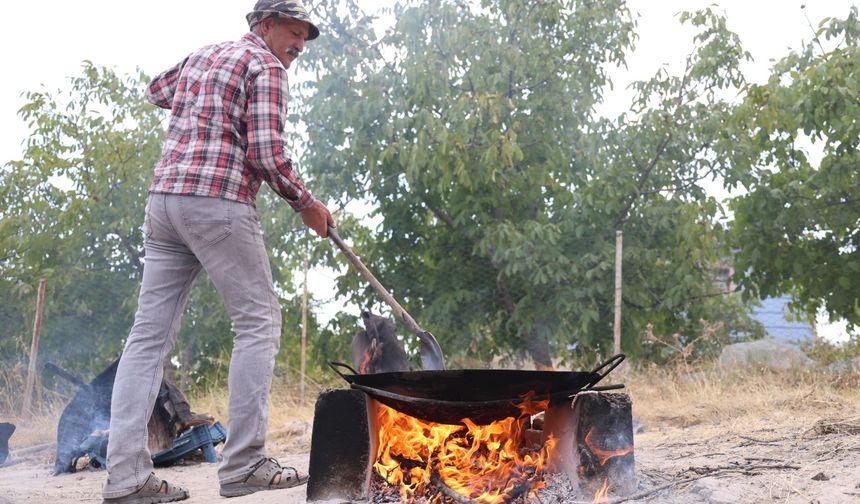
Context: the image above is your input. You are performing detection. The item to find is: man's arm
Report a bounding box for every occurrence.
[145,56,189,109]
[245,65,314,212]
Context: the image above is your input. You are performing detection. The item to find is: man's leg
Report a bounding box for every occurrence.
[103,194,202,498]
[168,196,283,484]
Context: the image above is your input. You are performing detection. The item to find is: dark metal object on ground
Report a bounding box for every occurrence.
[46,359,202,474]
[574,392,636,495]
[328,227,445,370]
[78,432,109,469]
[0,422,15,465]
[543,392,636,497]
[307,389,377,502]
[49,359,118,474]
[152,422,226,466]
[329,354,625,425]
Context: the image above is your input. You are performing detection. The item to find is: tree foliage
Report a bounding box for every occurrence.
[296,0,762,367]
[728,8,860,329]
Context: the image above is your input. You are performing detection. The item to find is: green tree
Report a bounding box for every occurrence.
[727,8,860,329]
[0,63,164,376]
[296,0,761,367]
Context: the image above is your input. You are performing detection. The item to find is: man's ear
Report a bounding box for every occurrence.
[258,18,273,37]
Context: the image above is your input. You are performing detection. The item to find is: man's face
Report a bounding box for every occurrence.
[259,17,309,69]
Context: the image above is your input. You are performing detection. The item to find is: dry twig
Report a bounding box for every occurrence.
[605,463,801,503]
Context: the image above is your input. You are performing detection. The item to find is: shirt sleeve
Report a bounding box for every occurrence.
[145,56,189,110]
[245,65,314,212]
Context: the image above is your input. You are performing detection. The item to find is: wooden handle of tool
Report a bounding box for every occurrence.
[327,227,425,337]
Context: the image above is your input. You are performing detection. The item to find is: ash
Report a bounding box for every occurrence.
[370,471,575,504]
[527,473,579,503]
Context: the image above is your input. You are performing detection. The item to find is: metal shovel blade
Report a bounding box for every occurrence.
[328,227,445,370]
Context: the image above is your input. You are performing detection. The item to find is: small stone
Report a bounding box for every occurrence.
[811,472,829,481]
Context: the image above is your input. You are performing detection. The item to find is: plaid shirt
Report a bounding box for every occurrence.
[145,32,313,211]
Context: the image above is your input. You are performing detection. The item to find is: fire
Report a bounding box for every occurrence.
[584,426,633,465]
[591,478,610,503]
[358,348,372,374]
[373,402,555,502]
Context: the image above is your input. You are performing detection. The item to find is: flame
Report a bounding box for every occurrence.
[591,478,610,503]
[358,347,372,374]
[584,426,633,465]
[373,402,554,502]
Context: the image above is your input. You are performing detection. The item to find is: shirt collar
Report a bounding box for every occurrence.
[243,32,269,51]
[242,32,287,71]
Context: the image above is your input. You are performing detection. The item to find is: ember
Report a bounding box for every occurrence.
[372,402,555,503]
[584,427,634,466]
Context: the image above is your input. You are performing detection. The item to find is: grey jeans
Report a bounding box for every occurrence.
[103,193,282,498]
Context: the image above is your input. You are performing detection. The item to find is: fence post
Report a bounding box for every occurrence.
[300,258,309,405]
[613,231,623,355]
[22,277,47,417]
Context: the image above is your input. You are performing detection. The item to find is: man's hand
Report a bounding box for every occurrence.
[300,200,335,238]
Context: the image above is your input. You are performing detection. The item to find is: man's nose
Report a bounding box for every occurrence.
[294,38,305,53]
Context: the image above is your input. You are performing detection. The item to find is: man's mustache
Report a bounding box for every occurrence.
[286,47,301,57]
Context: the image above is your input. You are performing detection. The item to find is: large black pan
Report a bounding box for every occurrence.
[329,354,625,425]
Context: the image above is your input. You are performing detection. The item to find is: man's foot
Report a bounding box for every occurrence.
[102,473,189,504]
[219,457,308,498]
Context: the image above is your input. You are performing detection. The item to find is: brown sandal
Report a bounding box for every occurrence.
[219,457,308,497]
[102,473,189,504]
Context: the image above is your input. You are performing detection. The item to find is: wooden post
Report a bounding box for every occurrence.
[22,278,47,417]
[613,231,623,355]
[300,258,309,405]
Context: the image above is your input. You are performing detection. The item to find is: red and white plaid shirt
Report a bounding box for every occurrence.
[145,32,313,211]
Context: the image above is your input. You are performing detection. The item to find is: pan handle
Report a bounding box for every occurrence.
[585,354,625,388]
[579,384,625,393]
[328,361,360,383]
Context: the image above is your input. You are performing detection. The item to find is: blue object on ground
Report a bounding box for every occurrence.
[152,422,227,467]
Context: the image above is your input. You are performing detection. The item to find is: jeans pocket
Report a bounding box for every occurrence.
[180,197,233,246]
[142,198,154,242]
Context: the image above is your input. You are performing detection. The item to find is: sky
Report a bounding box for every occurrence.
[0,0,856,341]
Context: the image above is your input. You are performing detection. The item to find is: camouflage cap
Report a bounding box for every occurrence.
[246,0,320,40]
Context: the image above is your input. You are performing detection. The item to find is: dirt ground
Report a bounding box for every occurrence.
[2,417,859,503]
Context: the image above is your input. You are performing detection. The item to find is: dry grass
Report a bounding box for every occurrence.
[5,360,860,456]
[190,373,321,448]
[1,359,68,449]
[624,362,860,430]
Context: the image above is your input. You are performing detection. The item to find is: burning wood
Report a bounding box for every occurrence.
[372,402,553,503]
[308,357,632,502]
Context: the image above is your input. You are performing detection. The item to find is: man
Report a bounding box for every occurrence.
[102,2,333,502]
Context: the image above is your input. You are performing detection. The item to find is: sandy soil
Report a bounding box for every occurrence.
[0,451,309,504]
[630,419,860,503]
[2,417,859,504]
